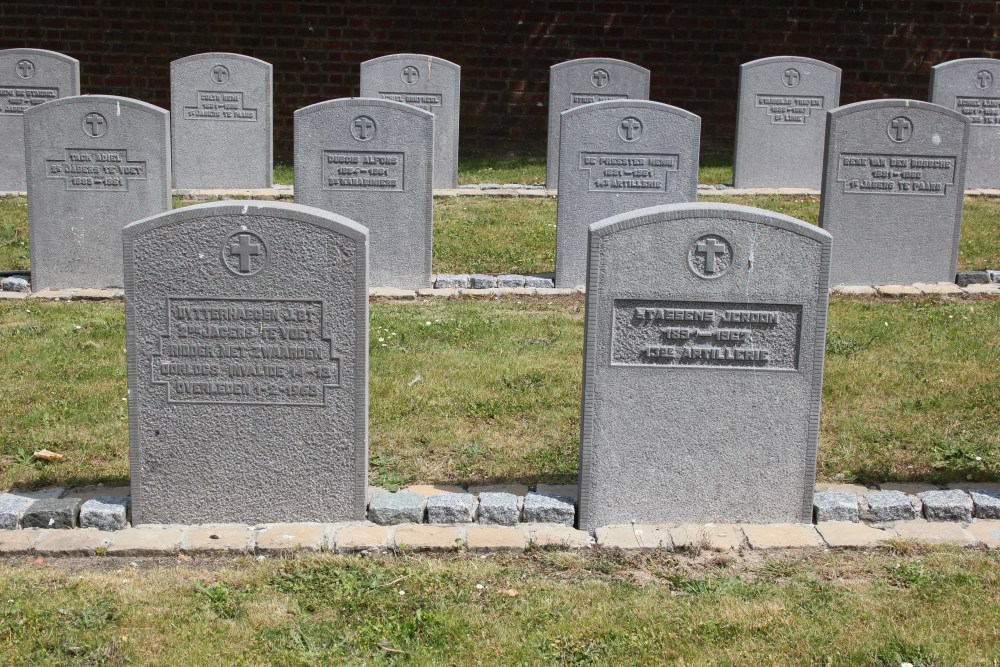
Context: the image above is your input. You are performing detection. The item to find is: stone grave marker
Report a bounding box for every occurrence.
[733,56,841,189]
[547,58,650,188]
[1,49,79,192]
[360,54,459,189]
[577,202,831,529]
[170,53,272,189]
[123,201,369,525]
[24,95,170,289]
[819,99,969,285]
[555,99,700,288]
[931,58,1000,189]
[294,98,432,289]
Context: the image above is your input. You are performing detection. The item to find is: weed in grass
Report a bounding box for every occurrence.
[194,581,245,620]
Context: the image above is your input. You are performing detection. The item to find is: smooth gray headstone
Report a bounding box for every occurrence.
[0,49,79,192]
[170,53,272,188]
[123,201,368,525]
[522,492,575,526]
[360,54,460,189]
[25,95,171,289]
[970,489,1000,519]
[733,56,841,189]
[546,58,650,188]
[812,491,859,522]
[476,492,519,526]
[22,497,81,529]
[578,203,832,529]
[555,100,700,288]
[819,99,969,286]
[294,98,432,289]
[930,58,1000,189]
[368,490,426,525]
[0,493,35,530]
[80,496,130,531]
[917,489,973,522]
[426,492,477,524]
[864,490,917,522]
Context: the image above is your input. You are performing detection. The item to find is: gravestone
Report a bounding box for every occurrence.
[0,48,79,192]
[123,201,369,525]
[360,54,459,189]
[930,58,1000,189]
[555,100,700,288]
[577,202,831,529]
[819,99,969,285]
[733,56,841,189]
[294,98,432,289]
[170,53,272,189]
[547,58,650,188]
[24,95,170,289]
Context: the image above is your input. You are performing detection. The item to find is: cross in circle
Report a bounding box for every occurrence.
[402,66,418,84]
[211,65,229,83]
[354,117,374,140]
[620,118,641,141]
[229,234,261,273]
[84,113,105,137]
[696,239,726,274]
[592,69,609,87]
[783,68,799,87]
[16,60,33,78]
[889,117,912,142]
[977,70,993,88]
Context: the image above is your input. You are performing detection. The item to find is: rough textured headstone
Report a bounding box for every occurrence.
[360,54,459,188]
[578,203,831,529]
[170,53,272,188]
[0,49,79,192]
[546,58,650,188]
[555,100,700,287]
[930,58,1000,189]
[819,99,969,286]
[733,56,841,189]
[25,95,170,289]
[295,98,432,288]
[124,201,368,525]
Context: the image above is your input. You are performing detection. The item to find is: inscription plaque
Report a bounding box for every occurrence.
[931,58,1000,188]
[547,58,649,187]
[579,152,678,191]
[323,151,404,191]
[0,48,79,191]
[124,201,369,525]
[734,56,840,189]
[820,99,969,285]
[578,202,831,529]
[46,148,147,191]
[183,91,258,121]
[361,54,460,189]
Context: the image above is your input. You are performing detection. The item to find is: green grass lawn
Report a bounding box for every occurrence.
[1,296,997,491]
[1,547,998,665]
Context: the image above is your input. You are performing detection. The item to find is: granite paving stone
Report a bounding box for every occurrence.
[80,496,130,531]
[476,492,520,526]
[0,493,35,530]
[970,489,1000,519]
[813,492,860,522]
[522,493,575,526]
[367,491,426,525]
[864,490,917,522]
[917,489,974,522]
[22,498,81,529]
[469,274,497,288]
[1,276,29,292]
[427,492,477,524]
[496,274,525,288]
[523,276,555,288]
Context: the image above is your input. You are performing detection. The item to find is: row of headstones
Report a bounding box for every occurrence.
[123,199,828,530]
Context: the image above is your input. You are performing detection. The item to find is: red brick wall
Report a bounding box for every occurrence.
[3,1,998,163]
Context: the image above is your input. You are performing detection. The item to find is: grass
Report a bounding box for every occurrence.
[1,547,999,664]
[1,295,997,491]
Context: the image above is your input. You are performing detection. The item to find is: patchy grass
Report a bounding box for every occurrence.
[0,548,999,664]
[273,163,294,186]
[1,296,997,490]
[459,152,547,186]
[699,152,735,185]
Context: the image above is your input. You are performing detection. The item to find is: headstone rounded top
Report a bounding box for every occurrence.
[590,202,832,246]
[171,52,271,70]
[741,55,841,73]
[551,57,650,75]
[932,57,1000,71]
[0,47,79,65]
[829,98,970,124]
[560,98,699,123]
[295,96,434,121]
[22,93,167,120]
[124,200,369,244]
[361,53,460,72]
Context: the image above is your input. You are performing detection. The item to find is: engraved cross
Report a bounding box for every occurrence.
[16,60,33,78]
[354,117,374,140]
[84,114,105,137]
[592,69,608,87]
[621,118,641,140]
[229,233,261,273]
[890,117,912,142]
[978,70,993,88]
[783,68,799,86]
[402,67,418,84]
[696,239,726,274]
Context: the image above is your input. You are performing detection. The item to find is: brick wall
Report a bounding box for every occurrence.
[2,1,998,163]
